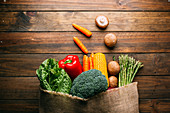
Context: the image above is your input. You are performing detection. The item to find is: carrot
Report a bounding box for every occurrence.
[90,52,94,60]
[90,52,94,69]
[90,52,94,57]
[89,57,93,70]
[73,37,88,54]
[72,23,92,37]
[83,55,89,71]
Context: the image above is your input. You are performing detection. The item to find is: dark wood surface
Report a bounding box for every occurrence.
[0,32,170,53]
[0,0,170,113]
[1,12,170,31]
[0,0,170,11]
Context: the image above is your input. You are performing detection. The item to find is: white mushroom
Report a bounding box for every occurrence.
[95,15,109,29]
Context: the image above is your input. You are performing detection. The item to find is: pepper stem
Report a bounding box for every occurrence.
[113,56,115,61]
[64,60,72,64]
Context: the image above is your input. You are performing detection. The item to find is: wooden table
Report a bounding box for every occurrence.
[0,0,170,113]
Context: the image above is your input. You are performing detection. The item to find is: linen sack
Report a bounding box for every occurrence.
[39,82,139,113]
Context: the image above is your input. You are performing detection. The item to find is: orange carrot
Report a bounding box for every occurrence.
[90,52,94,68]
[73,37,88,54]
[90,52,94,60]
[83,55,89,71]
[72,23,92,37]
[89,57,93,70]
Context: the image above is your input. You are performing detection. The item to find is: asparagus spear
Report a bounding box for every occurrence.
[118,55,143,87]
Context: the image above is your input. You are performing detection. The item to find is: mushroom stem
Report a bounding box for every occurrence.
[100,18,105,23]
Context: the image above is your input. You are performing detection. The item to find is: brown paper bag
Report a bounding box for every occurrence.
[39,82,139,113]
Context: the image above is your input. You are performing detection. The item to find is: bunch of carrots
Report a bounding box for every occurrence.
[83,53,94,71]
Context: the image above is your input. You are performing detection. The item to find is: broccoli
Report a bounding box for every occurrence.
[70,69,108,99]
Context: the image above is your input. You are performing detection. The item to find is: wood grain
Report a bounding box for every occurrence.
[0,53,169,77]
[0,100,38,113]
[0,99,169,113]
[139,99,170,113]
[0,76,169,100]
[135,76,170,99]
[0,12,170,31]
[0,0,170,11]
[0,1,170,113]
[0,77,39,100]
[0,32,170,53]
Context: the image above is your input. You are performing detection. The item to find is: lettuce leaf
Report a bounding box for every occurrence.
[36,58,72,94]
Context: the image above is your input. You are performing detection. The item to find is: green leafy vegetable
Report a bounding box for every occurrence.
[118,55,143,87]
[36,58,72,94]
[70,69,108,99]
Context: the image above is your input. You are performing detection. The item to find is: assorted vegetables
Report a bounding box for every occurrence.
[36,54,143,98]
[73,37,88,54]
[36,17,144,99]
[118,55,143,87]
[36,53,143,98]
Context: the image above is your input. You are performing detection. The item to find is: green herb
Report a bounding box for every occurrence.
[118,55,143,87]
[36,58,72,94]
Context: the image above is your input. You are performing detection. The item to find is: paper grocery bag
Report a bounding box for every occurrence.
[39,82,139,113]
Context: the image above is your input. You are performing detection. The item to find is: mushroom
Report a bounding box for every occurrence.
[109,76,118,88]
[104,33,117,47]
[108,60,120,76]
[95,15,109,29]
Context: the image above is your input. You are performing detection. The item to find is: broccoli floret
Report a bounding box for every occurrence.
[70,69,108,99]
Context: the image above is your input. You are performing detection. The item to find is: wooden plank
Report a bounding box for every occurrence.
[0,53,169,77]
[0,100,38,113]
[139,99,170,113]
[0,12,170,31]
[0,32,170,53]
[0,0,170,11]
[135,76,170,99]
[0,77,39,100]
[0,76,169,100]
[0,99,169,113]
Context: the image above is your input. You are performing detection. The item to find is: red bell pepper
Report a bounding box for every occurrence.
[58,55,82,80]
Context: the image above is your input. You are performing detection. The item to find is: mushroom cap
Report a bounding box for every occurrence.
[104,33,117,47]
[95,15,109,29]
